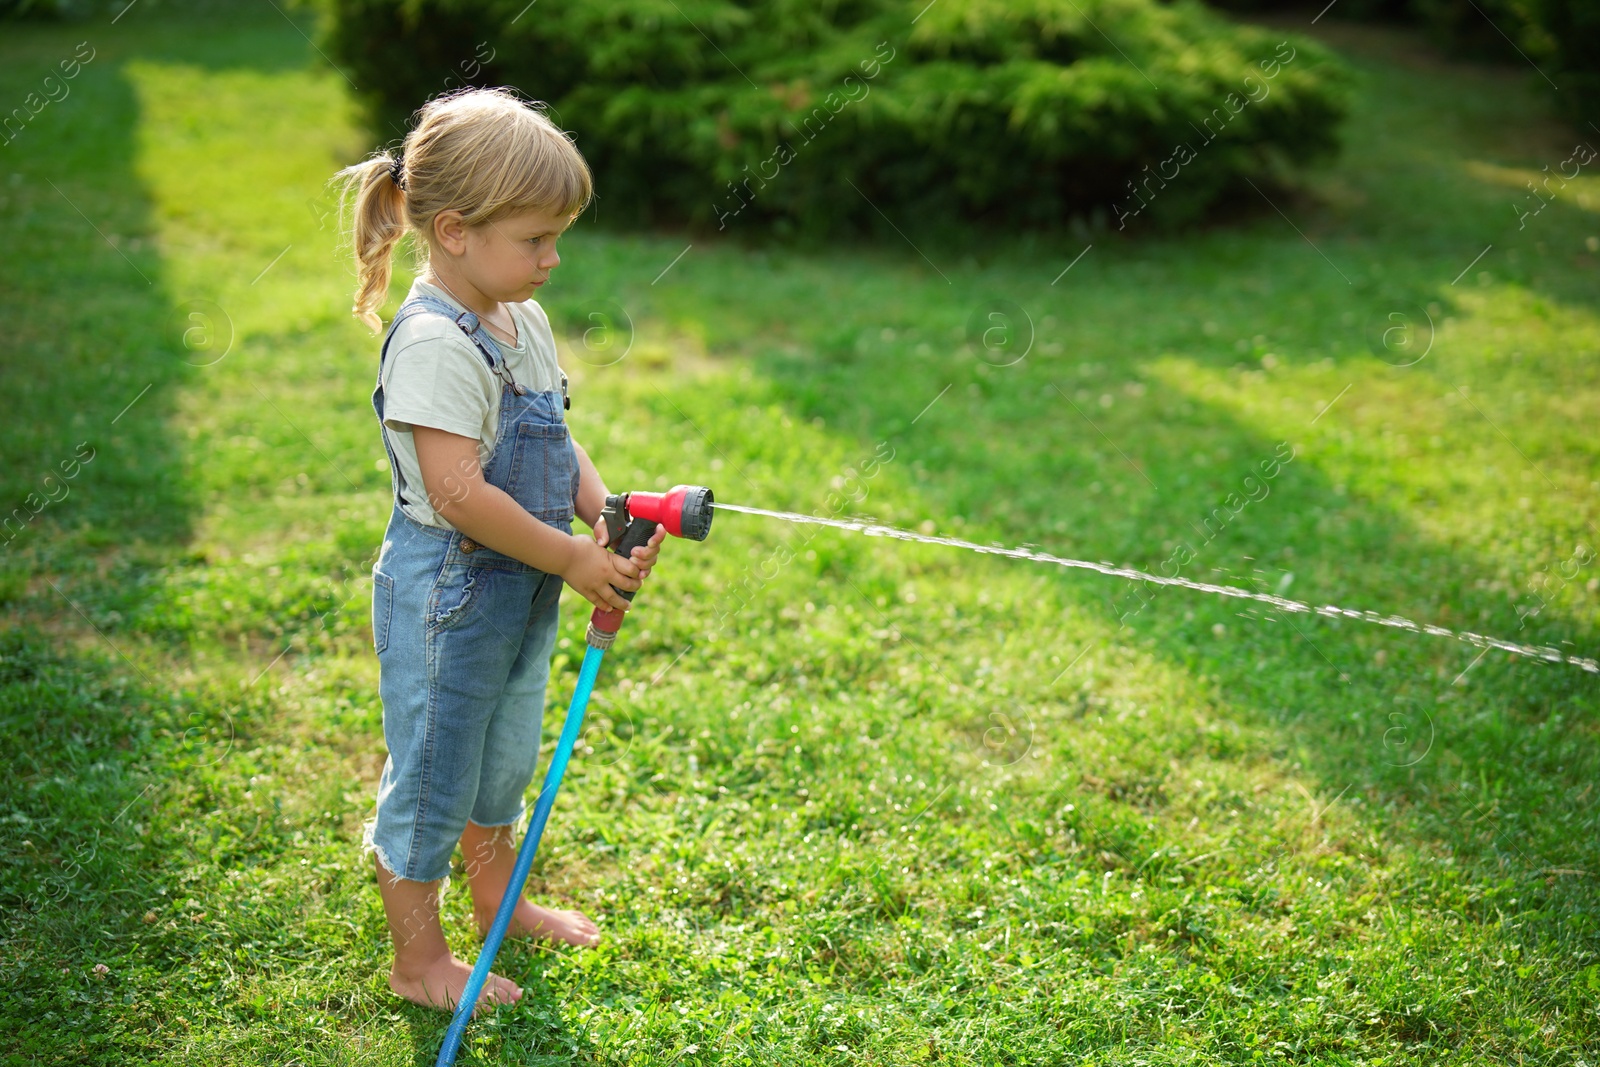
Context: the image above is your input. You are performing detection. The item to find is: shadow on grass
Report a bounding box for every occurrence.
[0,30,188,568]
[0,5,340,568]
[0,9,367,1062]
[0,627,246,1062]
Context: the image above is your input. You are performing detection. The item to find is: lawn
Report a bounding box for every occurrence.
[1,5,1597,1065]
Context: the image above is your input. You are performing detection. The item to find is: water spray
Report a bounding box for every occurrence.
[709,502,1598,675]
[436,486,715,1067]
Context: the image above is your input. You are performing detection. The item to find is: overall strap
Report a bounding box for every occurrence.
[373,294,508,510]
[379,292,504,379]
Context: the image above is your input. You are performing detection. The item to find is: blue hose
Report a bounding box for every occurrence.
[436,643,606,1066]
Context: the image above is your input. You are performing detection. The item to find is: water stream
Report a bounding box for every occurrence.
[710,502,1599,676]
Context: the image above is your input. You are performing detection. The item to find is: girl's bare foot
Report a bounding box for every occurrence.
[370,852,523,1013]
[458,821,600,948]
[474,899,600,948]
[389,951,523,1014]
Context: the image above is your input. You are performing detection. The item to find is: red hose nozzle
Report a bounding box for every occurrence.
[586,485,715,647]
[622,485,714,541]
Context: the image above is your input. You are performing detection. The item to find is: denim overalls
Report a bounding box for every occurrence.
[364,293,580,884]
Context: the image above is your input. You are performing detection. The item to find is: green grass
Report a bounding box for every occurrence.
[2,7,1598,1066]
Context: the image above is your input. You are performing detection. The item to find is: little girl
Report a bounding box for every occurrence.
[331,87,665,1013]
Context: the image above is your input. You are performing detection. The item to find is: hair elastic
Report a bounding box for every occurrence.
[388,152,406,191]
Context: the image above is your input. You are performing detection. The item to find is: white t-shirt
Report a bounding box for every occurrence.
[380,279,567,528]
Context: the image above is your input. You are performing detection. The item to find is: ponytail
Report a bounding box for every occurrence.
[330,150,410,335]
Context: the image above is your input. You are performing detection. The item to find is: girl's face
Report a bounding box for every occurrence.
[440,206,570,304]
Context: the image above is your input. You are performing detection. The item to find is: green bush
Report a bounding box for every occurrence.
[1204,0,1596,126]
[0,0,239,18]
[1203,0,1410,16]
[315,0,1352,237]
[1535,0,1600,125]
[0,0,96,17]
[1443,0,1600,126]
[1413,0,1539,61]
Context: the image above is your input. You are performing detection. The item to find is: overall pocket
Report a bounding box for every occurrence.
[371,569,394,654]
[502,421,578,527]
[426,560,487,634]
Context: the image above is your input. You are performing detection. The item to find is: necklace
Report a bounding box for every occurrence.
[424,271,525,395]
[427,272,518,347]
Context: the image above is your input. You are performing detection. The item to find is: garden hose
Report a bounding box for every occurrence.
[437,487,713,1066]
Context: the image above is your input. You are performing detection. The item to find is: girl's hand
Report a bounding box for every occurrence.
[591,518,667,582]
[562,533,638,613]
[625,523,666,580]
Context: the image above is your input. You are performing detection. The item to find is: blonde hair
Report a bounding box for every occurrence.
[330,87,594,334]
